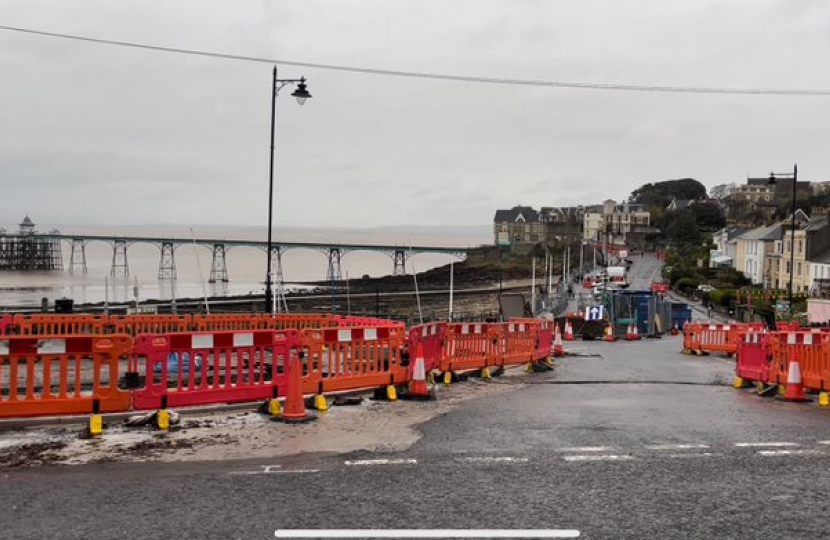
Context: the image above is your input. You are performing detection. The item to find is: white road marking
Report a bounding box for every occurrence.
[757,449,824,457]
[456,456,529,464]
[734,442,799,448]
[563,454,633,462]
[646,444,710,451]
[817,441,830,445]
[558,446,616,453]
[666,452,720,459]
[274,530,581,538]
[344,458,417,466]
[229,465,319,476]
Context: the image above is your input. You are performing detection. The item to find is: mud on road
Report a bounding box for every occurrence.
[0,369,529,467]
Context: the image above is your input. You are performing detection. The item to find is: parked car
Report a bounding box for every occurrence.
[698,284,715,292]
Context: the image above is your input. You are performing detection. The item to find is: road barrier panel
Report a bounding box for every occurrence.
[13,314,108,336]
[441,323,493,375]
[0,334,133,418]
[300,326,408,395]
[735,331,772,387]
[767,331,829,392]
[130,329,298,410]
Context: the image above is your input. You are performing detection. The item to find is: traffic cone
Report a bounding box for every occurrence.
[404,343,435,400]
[272,349,316,423]
[563,321,575,342]
[624,324,634,341]
[779,358,811,403]
[553,326,565,357]
[604,323,616,342]
[670,323,679,336]
[631,324,641,340]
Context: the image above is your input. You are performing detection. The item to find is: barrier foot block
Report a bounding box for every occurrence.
[312,395,329,411]
[733,376,748,389]
[443,371,453,387]
[820,392,830,408]
[524,363,534,373]
[428,372,436,385]
[85,414,103,439]
[267,398,282,417]
[157,410,171,431]
[490,366,505,378]
[532,361,554,373]
[480,368,492,381]
[386,385,398,402]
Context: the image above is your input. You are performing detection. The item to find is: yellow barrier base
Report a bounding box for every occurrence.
[313,395,328,411]
[88,414,103,438]
[443,371,453,387]
[733,376,747,389]
[157,409,170,431]
[268,398,282,417]
[386,385,398,402]
[819,392,829,408]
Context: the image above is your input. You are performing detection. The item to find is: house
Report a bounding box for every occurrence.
[733,224,783,286]
[582,200,651,244]
[710,227,744,268]
[493,206,543,245]
[773,214,829,292]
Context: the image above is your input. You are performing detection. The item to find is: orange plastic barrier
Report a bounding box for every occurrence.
[131,330,298,410]
[510,318,552,361]
[682,322,765,356]
[440,323,493,374]
[192,314,270,332]
[301,326,408,394]
[12,314,108,336]
[0,334,132,417]
[767,331,830,391]
[266,314,338,331]
[498,321,540,366]
[735,331,772,384]
[0,314,11,335]
[336,316,405,329]
[107,315,192,336]
[408,322,447,375]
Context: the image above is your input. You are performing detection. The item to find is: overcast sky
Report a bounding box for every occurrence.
[2,0,830,230]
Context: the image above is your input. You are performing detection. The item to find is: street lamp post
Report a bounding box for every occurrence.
[769,164,798,314]
[264,67,311,314]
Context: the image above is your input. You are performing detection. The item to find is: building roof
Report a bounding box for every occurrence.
[19,215,34,227]
[667,198,691,210]
[738,223,783,242]
[809,246,830,264]
[805,215,828,232]
[493,206,539,223]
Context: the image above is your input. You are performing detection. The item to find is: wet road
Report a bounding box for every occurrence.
[5,336,830,539]
[4,257,830,539]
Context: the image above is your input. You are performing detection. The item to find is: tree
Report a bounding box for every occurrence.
[664,210,701,245]
[689,202,725,230]
[630,178,708,212]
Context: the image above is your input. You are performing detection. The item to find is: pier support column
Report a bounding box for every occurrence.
[157,242,177,280]
[110,240,130,278]
[270,246,288,313]
[69,239,88,275]
[393,249,407,276]
[326,248,342,283]
[209,243,229,283]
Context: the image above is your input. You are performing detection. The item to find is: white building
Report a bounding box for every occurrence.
[734,224,783,286]
[710,227,744,268]
[583,200,650,243]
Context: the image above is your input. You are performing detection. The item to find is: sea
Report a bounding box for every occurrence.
[0,222,489,307]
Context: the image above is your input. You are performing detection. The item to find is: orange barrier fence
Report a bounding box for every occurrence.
[767,331,830,391]
[108,315,192,336]
[0,334,133,418]
[336,316,405,328]
[440,323,494,374]
[131,330,298,410]
[269,314,338,331]
[408,322,447,374]
[301,326,408,394]
[494,321,539,367]
[682,322,766,356]
[509,318,552,361]
[735,331,772,384]
[0,314,11,335]
[192,314,270,332]
[13,314,108,336]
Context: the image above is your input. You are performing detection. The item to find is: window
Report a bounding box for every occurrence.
[797,262,802,276]
[797,240,803,254]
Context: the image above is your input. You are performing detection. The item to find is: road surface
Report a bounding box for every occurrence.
[3,254,830,539]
